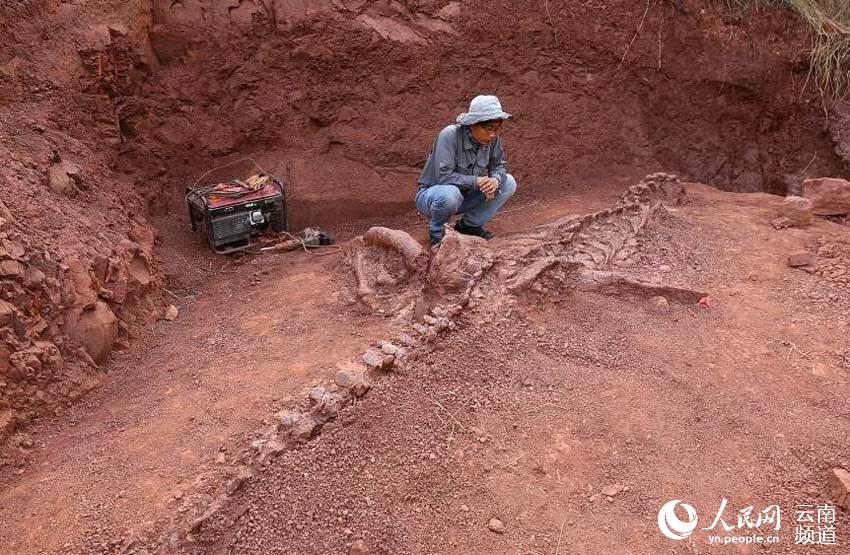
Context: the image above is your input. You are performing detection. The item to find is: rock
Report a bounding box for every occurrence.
[658,264,672,272]
[437,1,461,20]
[63,162,83,185]
[381,354,395,370]
[362,350,385,370]
[787,251,814,267]
[274,409,302,432]
[803,178,850,215]
[487,517,506,534]
[350,540,369,555]
[24,266,46,287]
[309,387,345,419]
[398,334,418,347]
[0,200,12,231]
[290,415,319,442]
[0,260,25,277]
[781,196,814,226]
[0,299,14,326]
[47,162,74,195]
[380,342,399,355]
[1,238,25,259]
[601,483,624,497]
[335,369,357,388]
[334,369,371,397]
[308,386,330,406]
[64,300,118,362]
[827,467,850,509]
[0,410,16,443]
[0,199,12,221]
[163,304,179,321]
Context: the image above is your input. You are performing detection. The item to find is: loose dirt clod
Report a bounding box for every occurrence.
[487,517,506,534]
[788,251,815,267]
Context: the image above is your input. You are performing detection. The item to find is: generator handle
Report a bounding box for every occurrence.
[185,186,198,231]
[272,176,290,232]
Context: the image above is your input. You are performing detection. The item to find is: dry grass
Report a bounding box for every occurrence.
[723,0,850,99]
[789,0,850,99]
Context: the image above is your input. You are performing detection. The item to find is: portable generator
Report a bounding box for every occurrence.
[185,173,288,254]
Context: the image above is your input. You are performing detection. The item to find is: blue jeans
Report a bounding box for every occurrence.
[414,174,517,241]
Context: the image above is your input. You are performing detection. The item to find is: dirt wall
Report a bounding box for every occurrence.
[122,0,846,233]
[0,0,163,442]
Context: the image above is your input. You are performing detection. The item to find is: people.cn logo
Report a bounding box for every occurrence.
[658,500,699,540]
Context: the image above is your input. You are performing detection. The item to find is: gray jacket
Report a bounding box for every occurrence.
[417,124,508,193]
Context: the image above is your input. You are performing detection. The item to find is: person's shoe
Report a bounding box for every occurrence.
[429,231,444,246]
[454,220,495,240]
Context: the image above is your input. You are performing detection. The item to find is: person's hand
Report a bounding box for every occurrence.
[477,177,499,200]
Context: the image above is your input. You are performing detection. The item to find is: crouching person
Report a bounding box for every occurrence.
[415,95,517,245]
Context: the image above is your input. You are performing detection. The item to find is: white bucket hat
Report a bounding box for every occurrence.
[456,95,512,126]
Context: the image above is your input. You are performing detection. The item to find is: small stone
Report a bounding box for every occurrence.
[380,342,399,355]
[436,1,460,20]
[487,517,506,534]
[460,504,469,512]
[601,483,624,497]
[164,304,179,321]
[658,264,672,272]
[0,200,14,230]
[0,299,14,326]
[787,251,814,267]
[606,496,614,503]
[362,350,384,369]
[827,467,850,509]
[290,416,318,442]
[381,354,395,370]
[588,493,601,502]
[24,266,46,287]
[335,369,357,388]
[334,369,371,397]
[651,296,668,308]
[274,409,302,433]
[0,410,17,443]
[350,540,369,555]
[0,260,25,277]
[308,386,329,405]
[398,334,418,347]
[63,162,83,184]
[48,163,74,195]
